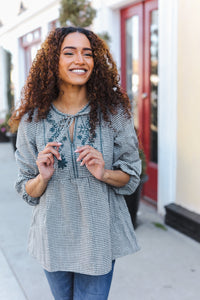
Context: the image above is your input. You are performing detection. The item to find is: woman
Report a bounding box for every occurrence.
[10,27,141,300]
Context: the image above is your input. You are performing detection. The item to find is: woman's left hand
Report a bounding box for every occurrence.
[75,145,105,181]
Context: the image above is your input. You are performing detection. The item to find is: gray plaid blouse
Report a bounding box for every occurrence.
[15,103,141,275]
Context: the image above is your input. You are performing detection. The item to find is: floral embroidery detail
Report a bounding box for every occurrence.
[77,117,96,146]
[58,153,68,170]
[46,114,97,170]
[47,112,72,142]
[46,112,70,169]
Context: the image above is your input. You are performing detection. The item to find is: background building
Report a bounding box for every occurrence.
[0,0,199,240]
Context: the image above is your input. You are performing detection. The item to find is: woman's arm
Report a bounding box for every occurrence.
[101,169,130,187]
[25,174,49,198]
[75,145,130,187]
[26,164,129,198]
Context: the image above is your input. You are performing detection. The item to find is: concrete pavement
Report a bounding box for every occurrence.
[0,142,200,300]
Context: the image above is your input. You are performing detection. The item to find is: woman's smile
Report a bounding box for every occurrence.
[71,69,86,73]
[69,68,87,74]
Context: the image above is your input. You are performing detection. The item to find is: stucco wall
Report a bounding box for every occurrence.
[0,48,7,119]
[176,0,200,213]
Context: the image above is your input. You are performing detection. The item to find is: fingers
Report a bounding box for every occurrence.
[46,142,62,148]
[80,152,94,166]
[36,142,62,168]
[75,145,103,166]
[76,149,93,161]
[85,158,99,166]
[75,146,99,159]
[37,153,54,166]
[42,142,62,161]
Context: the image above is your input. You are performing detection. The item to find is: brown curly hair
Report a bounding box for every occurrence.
[9,26,131,135]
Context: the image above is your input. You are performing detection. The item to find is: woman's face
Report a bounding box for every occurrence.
[58,32,94,87]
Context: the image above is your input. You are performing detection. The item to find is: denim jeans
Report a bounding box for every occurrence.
[44,261,115,300]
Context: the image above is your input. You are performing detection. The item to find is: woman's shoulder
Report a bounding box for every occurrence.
[19,109,40,135]
[109,106,133,131]
[20,108,38,122]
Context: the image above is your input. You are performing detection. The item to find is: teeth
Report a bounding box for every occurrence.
[71,69,86,73]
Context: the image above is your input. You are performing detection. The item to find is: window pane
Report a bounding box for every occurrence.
[30,43,40,62]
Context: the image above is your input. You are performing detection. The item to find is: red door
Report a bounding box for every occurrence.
[121,0,158,202]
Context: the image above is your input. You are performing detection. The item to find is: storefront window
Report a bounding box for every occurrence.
[20,28,41,77]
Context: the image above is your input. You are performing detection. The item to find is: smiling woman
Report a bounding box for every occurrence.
[57,32,94,89]
[9,26,141,300]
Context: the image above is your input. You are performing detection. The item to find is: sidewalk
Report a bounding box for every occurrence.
[0,142,200,300]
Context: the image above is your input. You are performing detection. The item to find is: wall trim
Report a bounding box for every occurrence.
[165,203,200,243]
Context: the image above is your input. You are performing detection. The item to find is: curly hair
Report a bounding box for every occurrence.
[9,26,131,135]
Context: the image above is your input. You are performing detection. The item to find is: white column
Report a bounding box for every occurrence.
[158,0,178,214]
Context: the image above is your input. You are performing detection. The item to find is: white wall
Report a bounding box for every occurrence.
[92,0,138,74]
[92,0,121,70]
[176,0,200,214]
[0,47,7,119]
[157,0,178,214]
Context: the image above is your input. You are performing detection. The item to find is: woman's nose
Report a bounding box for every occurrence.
[74,52,84,64]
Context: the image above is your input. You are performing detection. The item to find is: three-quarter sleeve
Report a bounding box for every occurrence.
[111,112,141,195]
[15,115,40,205]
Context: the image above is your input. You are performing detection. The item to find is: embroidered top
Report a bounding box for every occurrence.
[15,103,141,275]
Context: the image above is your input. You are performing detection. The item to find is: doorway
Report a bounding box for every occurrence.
[121,0,158,202]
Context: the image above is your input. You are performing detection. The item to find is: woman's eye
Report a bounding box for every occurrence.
[64,52,73,56]
[84,53,93,57]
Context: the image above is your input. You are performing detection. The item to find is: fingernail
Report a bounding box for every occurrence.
[80,162,84,166]
[76,158,80,162]
[74,149,79,153]
[58,143,62,145]
[59,155,62,160]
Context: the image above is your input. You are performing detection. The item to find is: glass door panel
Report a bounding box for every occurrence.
[150,9,159,163]
[126,16,139,129]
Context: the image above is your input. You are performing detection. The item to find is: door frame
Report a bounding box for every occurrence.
[120,0,158,202]
[121,2,144,136]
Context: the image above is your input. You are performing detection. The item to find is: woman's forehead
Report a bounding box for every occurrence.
[61,32,91,49]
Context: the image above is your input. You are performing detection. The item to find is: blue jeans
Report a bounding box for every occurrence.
[44,261,115,300]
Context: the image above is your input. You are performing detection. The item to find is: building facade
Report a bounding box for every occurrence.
[0,0,199,239]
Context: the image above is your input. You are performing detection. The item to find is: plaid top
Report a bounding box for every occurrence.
[15,103,141,275]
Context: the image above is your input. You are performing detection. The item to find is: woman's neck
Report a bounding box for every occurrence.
[54,84,89,115]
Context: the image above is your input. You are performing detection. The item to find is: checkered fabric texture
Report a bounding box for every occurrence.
[15,103,141,275]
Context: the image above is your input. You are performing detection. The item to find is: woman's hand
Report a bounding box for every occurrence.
[75,145,105,181]
[36,142,62,181]
[25,142,62,198]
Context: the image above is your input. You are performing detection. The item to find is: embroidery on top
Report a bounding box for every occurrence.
[47,112,72,142]
[58,153,68,169]
[46,114,97,169]
[46,112,70,169]
[77,117,96,146]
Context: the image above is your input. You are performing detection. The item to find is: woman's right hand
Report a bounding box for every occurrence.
[36,142,62,181]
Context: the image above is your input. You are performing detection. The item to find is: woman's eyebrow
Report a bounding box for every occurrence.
[62,46,93,51]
